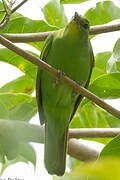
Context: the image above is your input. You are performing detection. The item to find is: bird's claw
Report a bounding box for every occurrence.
[78,80,84,86]
[57,70,65,80]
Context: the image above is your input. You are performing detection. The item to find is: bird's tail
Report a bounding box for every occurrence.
[44,122,68,176]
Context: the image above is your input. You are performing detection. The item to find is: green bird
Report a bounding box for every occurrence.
[36,12,94,176]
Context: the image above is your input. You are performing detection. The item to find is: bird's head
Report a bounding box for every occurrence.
[64,12,90,37]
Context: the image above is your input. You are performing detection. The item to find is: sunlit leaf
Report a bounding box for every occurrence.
[0,48,37,79]
[107,38,120,73]
[85,1,120,25]
[60,0,90,4]
[0,93,37,121]
[42,0,68,28]
[0,75,35,94]
[89,73,120,99]
[99,134,120,159]
[90,51,112,83]
[72,157,120,180]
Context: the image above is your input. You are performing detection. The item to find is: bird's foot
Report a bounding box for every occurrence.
[78,80,84,86]
[57,70,65,80]
[53,70,65,88]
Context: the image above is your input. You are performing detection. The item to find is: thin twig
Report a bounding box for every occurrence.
[1,22,120,42]
[0,35,119,119]
[11,0,28,13]
[0,0,28,30]
[0,0,11,30]
[69,128,120,138]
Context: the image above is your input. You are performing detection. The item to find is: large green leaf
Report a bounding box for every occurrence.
[77,102,109,128]
[90,51,112,83]
[72,157,120,180]
[0,143,36,175]
[99,134,120,159]
[19,143,36,167]
[1,12,57,33]
[107,38,120,73]
[85,1,120,25]
[0,156,27,176]
[60,0,90,4]
[89,73,120,99]
[54,172,86,180]
[0,48,37,79]
[41,0,68,28]
[0,75,35,94]
[0,93,37,121]
[0,11,57,51]
[70,102,120,129]
[0,1,6,22]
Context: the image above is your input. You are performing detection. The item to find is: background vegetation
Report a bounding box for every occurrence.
[0,0,120,179]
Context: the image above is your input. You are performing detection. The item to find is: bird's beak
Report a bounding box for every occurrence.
[73,12,80,24]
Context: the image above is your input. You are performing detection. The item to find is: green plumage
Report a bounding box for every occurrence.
[36,12,94,176]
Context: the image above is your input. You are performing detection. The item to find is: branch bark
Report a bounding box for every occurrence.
[69,128,120,138]
[1,22,120,43]
[11,0,28,14]
[68,138,99,162]
[0,35,119,119]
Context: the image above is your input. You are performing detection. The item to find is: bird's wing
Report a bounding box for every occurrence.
[70,40,94,122]
[36,34,53,125]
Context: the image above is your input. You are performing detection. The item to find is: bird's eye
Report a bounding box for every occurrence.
[83,23,88,29]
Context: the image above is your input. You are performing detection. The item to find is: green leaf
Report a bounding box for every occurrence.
[90,51,112,83]
[78,102,109,128]
[71,101,120,129]
[0,93,37,121]
[107,38,120,73]
[72,157,120,180]
[0,75,35,94]
[0,140,19,160]
[0,156,28,176]
[19,143,36,168]
[85,1,120,25]
[70,112,84,128]
[60,0,90,4]
[99,134,120,159]
[41,0,68,28]
[0,12,57,51]
[89,73,120,99]
[54,172,86,180]
[1,12,57,33]
[0,2,5,22]
[0,145,36,176]
[0,48,37,79]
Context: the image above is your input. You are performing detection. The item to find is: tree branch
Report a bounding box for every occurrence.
[68,138,99,161]
[1,32,53,43]
[11,0,28,14]
[1,22,120,43]
[69,128,120,138]
[0,35,120,119]
[89,23,120,35]
[0,120,101,161]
